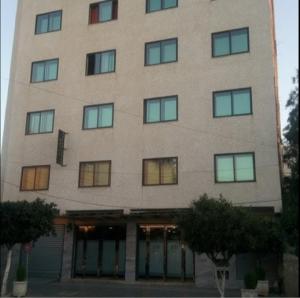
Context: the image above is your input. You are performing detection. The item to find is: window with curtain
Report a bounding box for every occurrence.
[89,0,118,24]
[79,161,111,187]
[26,110,54,134]
[144,96,177,123]
[215,153,255,183]
[35,10,62,34]
[212,28,249,57]
[146,0,178,13]
[145,38,177,65]
[83,104,113,129]
[20,165,50,191]
[213,88,252,117]
[86,51,116,75]
[143,157,178,185]
[31,59,58,82]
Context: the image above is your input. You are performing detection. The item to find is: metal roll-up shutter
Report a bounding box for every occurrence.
[26,224,65,280]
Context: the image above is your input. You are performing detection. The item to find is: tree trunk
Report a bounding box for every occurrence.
[214,266,225,298]
[1,247,13,297]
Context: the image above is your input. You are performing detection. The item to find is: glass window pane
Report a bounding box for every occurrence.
[161,40,177,63]
[233,89,251,115]
[99,105,113,127]
[162,97,177,121]
[146,43,161,65]
[100,1,113,21]
[231,29,249,54]
[90,4,99,24]
[146,99,160,122]
[21,168,35,190]
[94,54,101,74]
[48,11,61,31]
[35,166,49,190]
[161,158,177,184]
[39,111,54,132]
[94,162,110,186]
[216,155,234,182]
[235,154,254,181]
[32,62,45,82]
[79,163,94,187]
[100,51,115,73]
[148,0,161,12]
[213,32,230,56]
[36,15,48,33]
[84,107,98,129]
[214,92,232,117]
[144,160,160,185]
[163,0,177,9]
[45,60,58,80]
[28,113,41,134]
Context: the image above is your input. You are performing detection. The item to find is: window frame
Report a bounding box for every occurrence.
[82,103,114,130]
[213,87,253,118]
[89,0,118,24]
[78,160,112,188]
[86,49,116,76]
[20,165,51,191]
[30,58,59,83]
[25,109,55,135]
[35,10,62,35]
[214,152,256,183]
[145,38,178,66]
[144,95,178,124]
[146,0,178,13]
[142,157,178,186]
[212,27,250,58]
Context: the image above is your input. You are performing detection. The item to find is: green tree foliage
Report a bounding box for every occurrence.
[0,198,58,249]
[0,198,58,296]
[282,71,299,254]
[177,194,283,296]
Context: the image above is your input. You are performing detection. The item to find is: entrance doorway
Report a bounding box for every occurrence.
[137,224,194,281]
[74,225,126,278]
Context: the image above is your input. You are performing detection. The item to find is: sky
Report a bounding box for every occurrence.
[0,0,299,144]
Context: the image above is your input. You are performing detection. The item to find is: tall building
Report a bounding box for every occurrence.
[2,0,281,287]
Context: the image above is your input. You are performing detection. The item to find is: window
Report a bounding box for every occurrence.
[26,110,54,134]
[89,0,118,24]
[213,88,252,117]
[215,153,255,183]
[146,0,178,13]
[212,28,249,57]
[20,165,50,191]
[144,96,178,123]
[83,104,113,129]
[35,10,62,34]
[31,59,59,83]
[143,157,178,186]
[79,161,111,187]
[145,38,177,66]
[86,50,116,75]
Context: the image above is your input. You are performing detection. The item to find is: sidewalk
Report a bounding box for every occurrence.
[25,278,241,297]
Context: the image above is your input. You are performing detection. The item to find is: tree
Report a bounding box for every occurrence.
[282,70,299,254]
[177,194,282,297]
[0,198,58,296]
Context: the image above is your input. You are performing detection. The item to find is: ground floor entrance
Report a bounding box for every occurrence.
[137,224,194,281]
[74,225,126,278]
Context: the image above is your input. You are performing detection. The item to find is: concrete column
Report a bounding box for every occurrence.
[60,226,74,280]
[195,253,215,288]
[125,222,137,283]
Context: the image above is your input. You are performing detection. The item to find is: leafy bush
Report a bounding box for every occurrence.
[256,266,266,280]
[16,265,26,282]
[244,272,257,289]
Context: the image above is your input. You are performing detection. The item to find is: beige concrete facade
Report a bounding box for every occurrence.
[2,0,282,213]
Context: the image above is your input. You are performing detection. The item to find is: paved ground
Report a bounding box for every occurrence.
[25,278,241,297]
